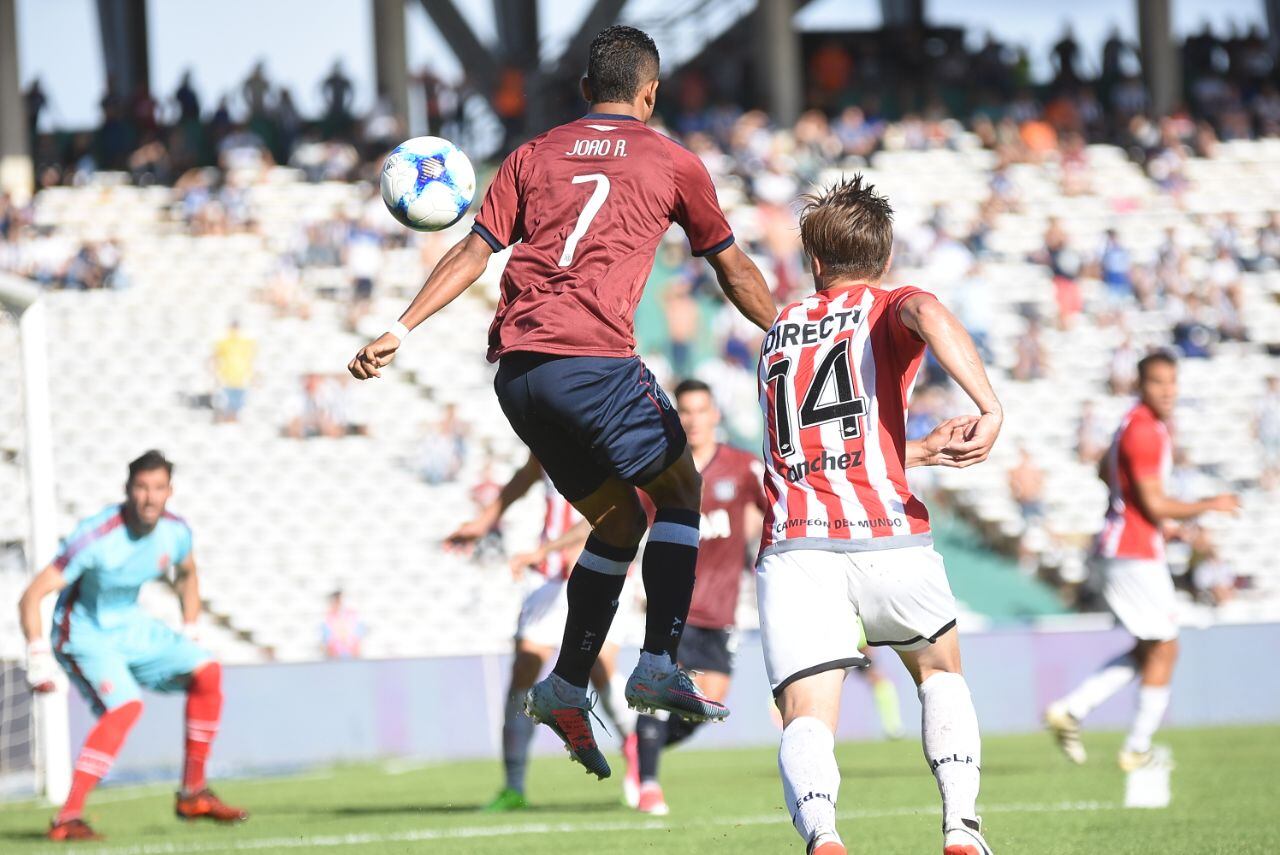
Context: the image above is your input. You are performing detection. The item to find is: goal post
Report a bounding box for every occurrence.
[1,272,71,803]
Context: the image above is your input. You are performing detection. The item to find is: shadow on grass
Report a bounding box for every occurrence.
[277,800,626,819]
[0,830,55,843]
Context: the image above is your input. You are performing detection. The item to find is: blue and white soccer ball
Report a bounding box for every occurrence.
[380,136,476,232]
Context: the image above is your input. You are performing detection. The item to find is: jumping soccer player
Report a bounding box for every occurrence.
[445,455,638,809]
[754,177,1000,855]
[18,451,246,841]
[350,25,776,778]
[1045,352,1239,770]
[630,379,767,815]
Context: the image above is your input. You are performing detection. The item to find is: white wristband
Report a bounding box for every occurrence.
[386,321,410,342]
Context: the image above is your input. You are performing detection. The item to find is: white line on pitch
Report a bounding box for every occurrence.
[71,800,1119,855]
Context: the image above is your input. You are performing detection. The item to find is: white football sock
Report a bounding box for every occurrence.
[1060,652,1137,721]
[779,716,841,849]
[1123,685,1171,754]
[502,690,535,793]
[919,672,982,829]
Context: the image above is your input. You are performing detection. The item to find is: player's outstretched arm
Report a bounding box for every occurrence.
[18,565,66,644]
[509,519,591,580]
[705,244,778,331]
[348,232,494,380]
[899,294,1002,465]
[18,565,67,693]
[1131,477,1240,523]
[445,454,543,551]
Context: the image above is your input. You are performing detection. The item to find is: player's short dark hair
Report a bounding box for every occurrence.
[674,378,713,402]
[799,174,894,283]
[127,449,173,483]
[586,25,659,104]
[1137,350,1178,382]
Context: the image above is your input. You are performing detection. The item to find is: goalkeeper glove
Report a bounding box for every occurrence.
[25,639,59,693]
[182,622,204,646]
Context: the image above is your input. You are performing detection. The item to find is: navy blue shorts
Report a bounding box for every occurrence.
[494,353,687,502]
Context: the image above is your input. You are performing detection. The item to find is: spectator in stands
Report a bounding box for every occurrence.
[262,258,311,320]
[212,319,256,423]
[1098,229,1133,302]
[344,218,382,331]
[1108,330,1139,395]
[1172,293,1217,358]
[1009,447,1047,522]
[321,60,355,137]
[242,61,271,119]
[415,403,468,484]
[174,70,201,123]
[1032,217,1083,326]
[285,373,341,439]
[1051,24,1082,88]
[1188,526,1238,607]
[64,241,120,290]
[24,77,47,136]
[1256,212,1280,266]
[1076,400,1110,465]
[1013,316,1048,381]
[663,278,699,379]
[1257,376,1280,490]
[321,590,365,659]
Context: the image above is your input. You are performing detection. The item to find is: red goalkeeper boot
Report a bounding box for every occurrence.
[175,789,248,823]
[48,818,104,841]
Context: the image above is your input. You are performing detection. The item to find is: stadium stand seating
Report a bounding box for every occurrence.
[2,134,1279,665]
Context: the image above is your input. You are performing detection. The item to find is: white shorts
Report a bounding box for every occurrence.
[756,545,958,694]
[514,573,634,650]
[1100,558,1179,641]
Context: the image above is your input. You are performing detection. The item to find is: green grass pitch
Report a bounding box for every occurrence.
[0,725,1274,854]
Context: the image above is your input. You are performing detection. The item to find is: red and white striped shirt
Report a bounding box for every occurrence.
[1097,403,1172,561]
[758,283,933,558]
[538,472,583,579]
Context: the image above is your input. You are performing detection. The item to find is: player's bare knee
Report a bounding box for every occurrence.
[592,504,648,548]
[642,454,703,512]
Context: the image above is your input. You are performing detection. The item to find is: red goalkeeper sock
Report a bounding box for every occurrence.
[183,662,223,794]
[58,700,143,823]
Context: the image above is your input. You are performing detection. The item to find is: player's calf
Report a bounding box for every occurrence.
[779,716,842,854]
[56,699,144,828]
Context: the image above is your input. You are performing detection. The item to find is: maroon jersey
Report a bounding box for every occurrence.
[643,445,767,629]
[471,113,734,362]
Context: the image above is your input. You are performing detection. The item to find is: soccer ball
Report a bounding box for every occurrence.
[379,136,476,232]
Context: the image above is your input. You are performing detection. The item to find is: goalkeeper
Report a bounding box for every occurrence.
[17,451,247,841]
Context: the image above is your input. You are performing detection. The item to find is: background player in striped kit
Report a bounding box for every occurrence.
[1045,352,1239,771]
[446,454,638,810]
[630,379,767,815]
[754,177,1002,855]
[19,451,246,841]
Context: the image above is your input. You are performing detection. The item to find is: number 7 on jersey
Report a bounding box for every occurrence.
[558,173,611,267]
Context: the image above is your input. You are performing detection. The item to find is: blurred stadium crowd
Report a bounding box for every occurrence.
[2,20,1280,662]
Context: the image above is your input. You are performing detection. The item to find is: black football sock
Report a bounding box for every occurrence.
[641,508,700,660]
[636,714,666,783]
[550,535,635,689]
